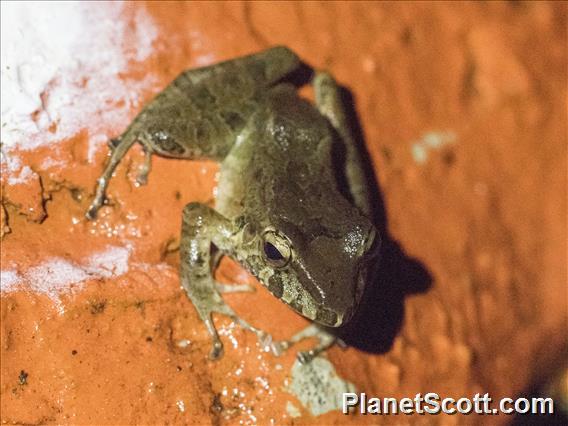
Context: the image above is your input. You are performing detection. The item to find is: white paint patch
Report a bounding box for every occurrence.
[39,156,67,170]
[286,401,302,418]
[0,1,157,150]
[6,164,35,186]
[286,357,356,416]
[0,270,21,289]
[87,246,131,277]
[0,151,37,185]
[25,258,92,295]
[411,130,457,165]
[0,246,131,312]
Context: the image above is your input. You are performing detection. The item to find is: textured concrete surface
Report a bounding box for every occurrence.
[1,2,566,424]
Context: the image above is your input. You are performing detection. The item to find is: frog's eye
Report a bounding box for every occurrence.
[261,229,292,268]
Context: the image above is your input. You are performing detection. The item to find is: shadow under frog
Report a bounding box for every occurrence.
[86,47,431,360]
[331,87,432,354]
[288,63,432,354]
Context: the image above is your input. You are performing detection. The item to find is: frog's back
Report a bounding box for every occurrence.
[216,85,338,219]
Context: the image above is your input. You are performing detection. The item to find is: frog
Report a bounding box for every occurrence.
[86,46,380,363]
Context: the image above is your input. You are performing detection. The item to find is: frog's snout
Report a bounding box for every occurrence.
[319,263,369,328]
[316,307,341,327]
[306,267,366,328]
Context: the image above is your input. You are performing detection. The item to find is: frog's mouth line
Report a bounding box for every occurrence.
[284,296,342,327]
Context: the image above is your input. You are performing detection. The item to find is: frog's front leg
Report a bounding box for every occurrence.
[86,46,301,219]
[180,202,270,359]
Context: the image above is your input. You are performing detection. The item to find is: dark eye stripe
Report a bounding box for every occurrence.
[268,274,284,298]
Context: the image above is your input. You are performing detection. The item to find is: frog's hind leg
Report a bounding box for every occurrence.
[86,128,159,219]
[313,72,374,218]
[180,202,270,359]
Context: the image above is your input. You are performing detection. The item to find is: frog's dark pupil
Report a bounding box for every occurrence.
[264,242,284,261]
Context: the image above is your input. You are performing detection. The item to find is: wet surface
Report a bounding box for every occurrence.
[1,2,566,424]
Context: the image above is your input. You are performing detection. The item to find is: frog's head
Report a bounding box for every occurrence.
[243,202,380,327]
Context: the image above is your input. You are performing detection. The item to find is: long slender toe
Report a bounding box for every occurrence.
[209,340,224,360]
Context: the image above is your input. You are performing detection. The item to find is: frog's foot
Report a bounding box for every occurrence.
[196,287,271,360]
[271,324,339,364]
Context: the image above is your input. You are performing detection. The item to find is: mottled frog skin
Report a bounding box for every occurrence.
[87,47,380,362]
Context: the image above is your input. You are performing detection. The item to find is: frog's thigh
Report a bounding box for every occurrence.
[110,48,301,163]
[179,46,301,89]
[135,46,301,159]
[313,72,373,217]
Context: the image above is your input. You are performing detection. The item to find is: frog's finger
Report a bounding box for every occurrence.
[204,314,224,360]
[271,324,337,363]
[296,333,336,364]
[271,340,291,357]
[215,283,255,293]
[211,297,272,353]
[135,147,152,186]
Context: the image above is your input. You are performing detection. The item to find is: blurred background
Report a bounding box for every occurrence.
[1,2,566,425]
